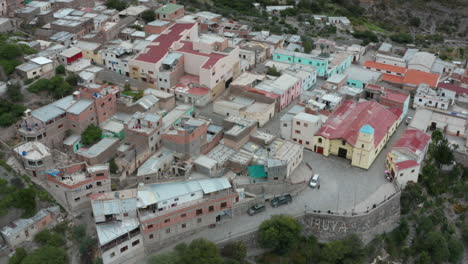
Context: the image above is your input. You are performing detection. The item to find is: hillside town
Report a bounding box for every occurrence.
[0,1,467,264]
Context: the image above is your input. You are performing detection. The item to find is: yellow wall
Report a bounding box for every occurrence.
[313,120,401,169]
[82,50,103,64]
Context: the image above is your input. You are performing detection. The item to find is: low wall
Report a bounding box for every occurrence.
[219,191,401,247]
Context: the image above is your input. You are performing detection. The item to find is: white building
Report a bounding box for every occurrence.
[291,113,323,150]
[408,52,436,73]
[100,46,133,76]
[413,84,455,110]
[386,129,431,189]
[280,105,305,140]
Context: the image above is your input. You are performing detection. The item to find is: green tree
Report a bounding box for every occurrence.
[13,188,36,217]
[179,239,223,264]
[21,246,69,264]
[34,230,66,248]
[409,17,421,27]
[221,241,247,261]
[429,137,454,168]
[302,36,314,54]
[55,65,65,75]
[65,73,78,86]
[81,124,102,146]
[431,130,444,143]
[8,248,27,264]
[148,251,180,264]
[142,10,156,23]
[420,231,449,263]
[400,182,425,214]
[391,33,413,44]
[0,44,23,59]
[105,0,128,11]
[266,65,281,77]
[0,112,15,127]
[7,82,23,102]
[447,236,463,263]
[415,252,431,264]
[109,158,119,174]
[258,215,302,255]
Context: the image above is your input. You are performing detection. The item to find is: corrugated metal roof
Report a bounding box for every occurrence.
[96,218,139,245]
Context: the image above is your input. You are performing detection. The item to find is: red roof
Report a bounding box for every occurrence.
[316,101,400,147]
[367,84,409,104]
[392,129,431,154]
[395,160,419,170]
[364,61,407,74]
[403,69,439,87]
[245,86,279,99]
[176,41,226,69]
[383,74,404,84]
[135,23,195,63]
[437,83,468,95]
[188,87,209,96]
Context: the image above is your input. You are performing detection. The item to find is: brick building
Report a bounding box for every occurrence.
[91,178,237,264]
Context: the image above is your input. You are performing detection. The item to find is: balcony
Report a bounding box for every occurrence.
[18,120,46,137]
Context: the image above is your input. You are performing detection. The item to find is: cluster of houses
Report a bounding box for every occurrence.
[0,1,468,263]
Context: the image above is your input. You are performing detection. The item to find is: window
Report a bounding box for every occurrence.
[197,218,202,223]
[221,202,227,208]
[132,240,140,247]
[318,138,322,143]
[148,224,153,229]
[293,138,297,142]
[304,123,308,127]
[58,124,63,128]
[362,144,364,148]
[306,141,310,145]
[124,212,128,217]
[419,98,422,102]
[164,219,170,223]
[74,197,80,202]
[296,121,300,125]
[196,209,203,215]
[342,140,346,145]
[181,213,186,218]
[182,224,186,228]
[149,234,154,239]
[174,198,179,201]
[120,246,128,253]
[411,169,415,173]
[400,173,403,176]
[295,130,301,134]
[165,228,170,233]
[191,193,195,197]
[283,123,287,127]
[209,205,214,212]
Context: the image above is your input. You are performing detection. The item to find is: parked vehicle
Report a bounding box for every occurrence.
[271,194,292,208]
[247,204,266,216]
[309,174,319,188]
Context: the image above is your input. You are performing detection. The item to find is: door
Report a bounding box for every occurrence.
[338,148,347,158]
[430,122,437,131]
[315,146,324,154]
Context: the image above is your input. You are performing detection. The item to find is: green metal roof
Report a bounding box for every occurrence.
[156,3,183,14]
[248,165,267,178]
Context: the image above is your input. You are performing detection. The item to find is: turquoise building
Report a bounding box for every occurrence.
[273,49,352,78]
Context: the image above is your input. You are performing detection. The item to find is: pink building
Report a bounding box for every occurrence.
[254,73,302,111]
[129,23,240,99]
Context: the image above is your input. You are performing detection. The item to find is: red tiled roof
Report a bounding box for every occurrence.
[135,23,196,63]
[383,74,404,84]
[392,129,431,154]
[395,160,419,170]
[316,101,400,147]
[437,83,468,95]
[176,41,226,69]
[403,69,439,87]
[364,61,407,74]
